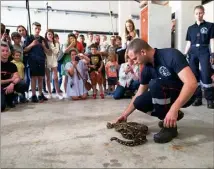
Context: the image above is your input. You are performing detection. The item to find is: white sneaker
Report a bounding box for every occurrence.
[57,94,64,100]
[63,93,69,99]
[26,92,30,99]
[47,94,52,99]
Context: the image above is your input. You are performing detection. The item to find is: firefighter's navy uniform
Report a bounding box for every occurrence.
[133,48,196,143]
[186,20,214,108]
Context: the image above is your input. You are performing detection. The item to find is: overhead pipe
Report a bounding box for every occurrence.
[25,0,31,35]
[2,5,139,19]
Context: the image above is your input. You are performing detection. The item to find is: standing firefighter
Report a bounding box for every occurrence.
[184,5,214,109]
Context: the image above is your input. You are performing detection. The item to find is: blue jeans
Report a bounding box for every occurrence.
[113,80,140,100]
[24,64,31,91]
[52,63,62,91]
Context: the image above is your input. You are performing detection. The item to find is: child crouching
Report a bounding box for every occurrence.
[11,50,27,103]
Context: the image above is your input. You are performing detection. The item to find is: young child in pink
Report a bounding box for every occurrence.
[105,53,119,95]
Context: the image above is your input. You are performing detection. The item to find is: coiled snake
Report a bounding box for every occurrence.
[107,122,148,146]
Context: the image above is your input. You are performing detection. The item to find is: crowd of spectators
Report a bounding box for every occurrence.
[1,19,141,112]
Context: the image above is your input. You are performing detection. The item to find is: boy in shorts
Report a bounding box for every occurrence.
[24,22,50,103]
[88,43,104,99]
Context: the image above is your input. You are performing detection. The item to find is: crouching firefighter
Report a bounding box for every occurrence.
[112,38,197,143]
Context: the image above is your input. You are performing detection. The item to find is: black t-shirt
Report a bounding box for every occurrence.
[116,47,126,65]
[24,35,49,63]
[1,61,18,88]
[83,42,87,48]
[141,48,189,85]
[88,54,102,73]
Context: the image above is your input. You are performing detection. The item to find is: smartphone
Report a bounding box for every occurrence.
[5,29,10,35]
[35,36,41,42]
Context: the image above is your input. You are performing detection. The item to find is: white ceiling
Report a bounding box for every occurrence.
[1,1,141,15]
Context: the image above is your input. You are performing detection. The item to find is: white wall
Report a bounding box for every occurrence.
[203,1,214,22]
[148,4,171,48]
[1,0,141,43]
[169,1,201,52]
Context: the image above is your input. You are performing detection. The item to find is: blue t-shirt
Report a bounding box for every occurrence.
[141,48,189,85]
[24,35,49,63]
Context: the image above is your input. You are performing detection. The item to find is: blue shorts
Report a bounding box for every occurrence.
[29,60,45,77]
[107,77,118,86]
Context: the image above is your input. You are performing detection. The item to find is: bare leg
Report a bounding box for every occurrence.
[112,85,115,93]
[45,68,52,96]
[98,84,104,94]
[92,85,97,94]
[31,76,37,96]
[52,67,61,95]
[38,76,43,95]
[108,85,111,94]
[64,75,68,93]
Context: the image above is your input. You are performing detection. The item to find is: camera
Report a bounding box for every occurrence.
[70,79,74,88]
[126,35,132,41]
[75,55,80,62]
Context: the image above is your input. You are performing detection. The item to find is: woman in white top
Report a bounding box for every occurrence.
[45,29,63,100]
[122,19,138,48]
[113,57,140,100]
[122,19,139,62]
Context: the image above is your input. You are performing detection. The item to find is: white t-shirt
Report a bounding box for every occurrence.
[122,32,139,49]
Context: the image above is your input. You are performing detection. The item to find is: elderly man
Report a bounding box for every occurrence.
[113,39,197,143]
[1,43,28,111]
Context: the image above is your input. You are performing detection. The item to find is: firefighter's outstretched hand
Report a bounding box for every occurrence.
[113,115,127,124]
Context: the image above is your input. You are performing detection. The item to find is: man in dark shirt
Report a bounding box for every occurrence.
[24,22,49,103]
[113,39,197,143]
[184,5,214,109]
[1,43,28,111]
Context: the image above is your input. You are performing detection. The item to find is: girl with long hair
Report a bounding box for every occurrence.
[44,29,63,100]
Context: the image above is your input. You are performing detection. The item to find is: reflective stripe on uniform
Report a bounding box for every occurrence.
[200,81,214,88]
[152,98,171,105]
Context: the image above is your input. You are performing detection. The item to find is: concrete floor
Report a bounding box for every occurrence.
[1,96,214,168]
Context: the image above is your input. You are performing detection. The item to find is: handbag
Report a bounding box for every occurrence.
[57,44,65,64]
[73,64,92,91]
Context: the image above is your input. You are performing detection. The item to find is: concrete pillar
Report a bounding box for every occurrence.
[169,1,201,52]
[118,1,132,36]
